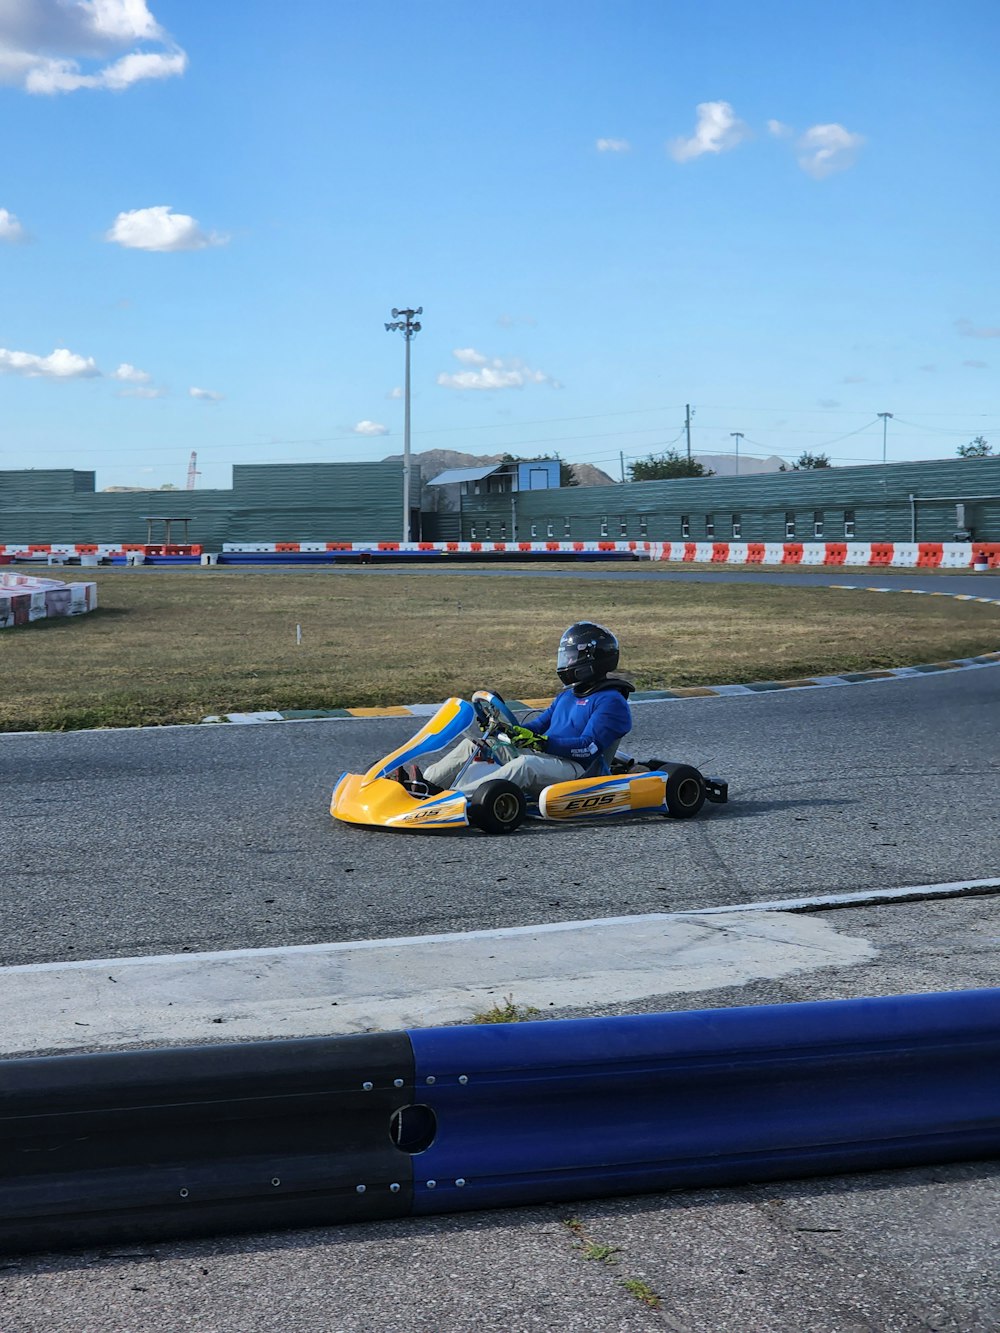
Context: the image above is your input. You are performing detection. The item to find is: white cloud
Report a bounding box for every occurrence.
[106,205,226,252]
[496,313,537,328]
[386,386,403,399]
[767,119,793,138]
[112,362,151,382]
[956,317,1000,339]
[452,347,489,366]
[353,420,389,436]
[0,345,100,378]
[0,208,27,242]
[437,348,561,392]
[796,123,865,178]
[0,0,187,95]
[596,137,630,153]
[668,101,750,162]
[189,386,223,402]
[117,385,166,398]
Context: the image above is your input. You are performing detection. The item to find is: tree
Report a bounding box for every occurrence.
[957,436,993,458]
[779,451,831,471]
[627,448,715,482]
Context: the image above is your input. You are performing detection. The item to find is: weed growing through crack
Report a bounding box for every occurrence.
[470,993,540,1024]
[621,1277,661,1308]
[564,1218,661,1306]
[582,1241,620,1264]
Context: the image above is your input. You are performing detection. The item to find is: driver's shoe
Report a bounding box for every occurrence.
[395,764,444,796]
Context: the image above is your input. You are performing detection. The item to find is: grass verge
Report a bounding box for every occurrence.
[2,565,998,731]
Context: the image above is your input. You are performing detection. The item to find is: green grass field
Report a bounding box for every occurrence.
[2,565,997,731]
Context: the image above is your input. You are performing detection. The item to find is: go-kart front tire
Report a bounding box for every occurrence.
[467,780,527,835]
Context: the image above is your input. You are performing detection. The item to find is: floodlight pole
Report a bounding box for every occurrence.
[878,412,893,465]
[730,431,744,476]
[385,307,423,542]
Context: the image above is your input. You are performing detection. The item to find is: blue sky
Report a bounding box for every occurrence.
[1,0,998,490]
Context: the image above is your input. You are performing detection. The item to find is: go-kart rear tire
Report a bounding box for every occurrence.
[467,780,527,835]
[662,763,707,819]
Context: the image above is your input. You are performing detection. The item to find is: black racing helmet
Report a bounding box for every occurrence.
[556,622,620,687]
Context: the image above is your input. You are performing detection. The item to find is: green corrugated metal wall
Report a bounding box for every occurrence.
[0,463,410,547]
[3,456,998,546]
[459,457,1000,543]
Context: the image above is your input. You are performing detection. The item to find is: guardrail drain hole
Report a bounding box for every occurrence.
[390,1104,437,1154]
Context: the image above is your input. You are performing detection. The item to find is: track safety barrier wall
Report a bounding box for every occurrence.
[1,539,999,567]
[0,573,97,630]
[2,989,998,1254]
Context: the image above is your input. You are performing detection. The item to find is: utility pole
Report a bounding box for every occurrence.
[878,412,893,465]
[730,432,744,476]
[384,307,422,541]
[619,450,625,483]
[685,404,693,461]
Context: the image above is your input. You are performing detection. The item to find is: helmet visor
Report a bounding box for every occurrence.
[557,641,583,674]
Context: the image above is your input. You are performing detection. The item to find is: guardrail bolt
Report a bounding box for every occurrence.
[426,1180,437,1189]
[458,1075,469,1084]
[179,1188,189,1199]
[271,1178,281,1187]
[425,1075,436,1084]
[393,1078,404,1088]
[455,1178,466,1188]
[356,1184,367,1194]
[362,1081,374,1091]
[389,1182,401,1193]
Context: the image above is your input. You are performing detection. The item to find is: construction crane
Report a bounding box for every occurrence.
[186,451,201,491]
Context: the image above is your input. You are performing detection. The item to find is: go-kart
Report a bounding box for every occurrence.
[330,691,727,835]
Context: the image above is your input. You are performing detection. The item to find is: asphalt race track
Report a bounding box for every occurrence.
[4,570,1000,967]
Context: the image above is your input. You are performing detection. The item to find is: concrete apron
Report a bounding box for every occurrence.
[0,910,875,1056]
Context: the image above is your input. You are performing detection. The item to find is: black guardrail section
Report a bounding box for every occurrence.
[0,1033,415,1254]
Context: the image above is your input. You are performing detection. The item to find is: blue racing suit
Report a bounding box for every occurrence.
[532,678,634,776]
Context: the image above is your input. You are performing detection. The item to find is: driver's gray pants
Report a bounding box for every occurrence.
[422,738,585,796]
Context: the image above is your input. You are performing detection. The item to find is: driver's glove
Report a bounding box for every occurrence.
[511,726,545,751]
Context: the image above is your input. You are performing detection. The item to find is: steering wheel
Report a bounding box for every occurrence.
[471,689,520,736]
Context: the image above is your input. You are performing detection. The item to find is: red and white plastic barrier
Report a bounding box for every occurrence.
[2,539,998,568]
[0,574,97,630]
[0,543,200,561]
[645,540,1000,569]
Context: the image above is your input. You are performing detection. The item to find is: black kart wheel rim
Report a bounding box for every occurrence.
[492,792,521,824]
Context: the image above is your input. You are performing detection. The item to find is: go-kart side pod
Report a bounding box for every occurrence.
[536,761,726,823]
[537,772,671,822]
